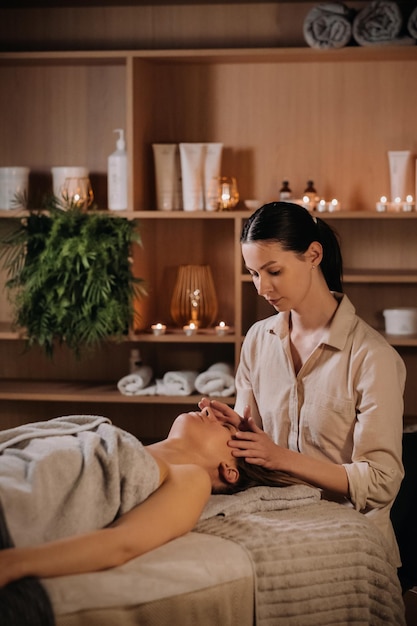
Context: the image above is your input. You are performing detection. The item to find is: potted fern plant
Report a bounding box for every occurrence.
[0,195,146,357]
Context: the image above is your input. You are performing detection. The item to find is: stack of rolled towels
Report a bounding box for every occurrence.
[303,1,417,49]
[117,362,236,397]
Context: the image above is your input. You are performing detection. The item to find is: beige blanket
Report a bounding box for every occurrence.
[196,497,406,625]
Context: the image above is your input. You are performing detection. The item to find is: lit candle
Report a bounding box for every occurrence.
[328,198,340,212]
[403,195,415,212]
[183,322,197,336]
[302,195,311,211]
[317,199,327,212]
[215,321,230,336]
[392,196,402,212]
[376,196,388,212]
[151,323,166,336]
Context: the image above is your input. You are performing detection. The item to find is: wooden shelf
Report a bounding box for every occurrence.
[381,333,417,347]
[132,329,235,342]
[0,323,24,340]
[0,323,236,343]
[343,270,417,283]
[1,46,417,66]
[1,41,417,434]
[242,270,417,284]
[0,380,235,405]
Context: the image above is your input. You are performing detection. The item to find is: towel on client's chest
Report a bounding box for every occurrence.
[0,415,160,548]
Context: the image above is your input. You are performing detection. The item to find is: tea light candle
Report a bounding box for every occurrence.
[215,321,229,336]
[151,323,166,336]
[183,322,197,336]
[403,195,415,212]
[392,196,402,212]
[302,195,311,211]
[317,199,327,212]
[376,196,388,212]
[328,198,340,212]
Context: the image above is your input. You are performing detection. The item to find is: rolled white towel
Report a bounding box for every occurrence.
[303,3,353,49]
[156,370,198,396]
[352,0,404,46]
[117,365,153,396]
[408,6,417,39]
[195,362,236,397]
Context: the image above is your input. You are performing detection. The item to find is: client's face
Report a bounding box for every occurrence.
[170,407,238,475]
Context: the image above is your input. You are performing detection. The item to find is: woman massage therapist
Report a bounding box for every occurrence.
[201,201,406,565]
[0,406,296,588]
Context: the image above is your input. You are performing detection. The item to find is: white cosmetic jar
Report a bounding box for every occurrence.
[0,167,30,209]
[383,308,417,335]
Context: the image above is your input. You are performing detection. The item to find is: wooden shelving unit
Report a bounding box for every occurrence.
[1,45,417,437]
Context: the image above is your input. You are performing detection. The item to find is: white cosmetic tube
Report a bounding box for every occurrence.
[152,144,182,211]
[388,150,412,202]
[203,143,223,211]
[179,143,205,211]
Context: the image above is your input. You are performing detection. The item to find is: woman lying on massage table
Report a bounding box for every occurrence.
[0,406,297,588]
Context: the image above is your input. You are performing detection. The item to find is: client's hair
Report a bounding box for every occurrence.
[213,457,307,495]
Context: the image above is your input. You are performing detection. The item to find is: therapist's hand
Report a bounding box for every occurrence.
[229,416,282,470]
[198,398,252,430]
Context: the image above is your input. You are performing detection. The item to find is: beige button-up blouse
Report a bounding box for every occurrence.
[235,293,406,565]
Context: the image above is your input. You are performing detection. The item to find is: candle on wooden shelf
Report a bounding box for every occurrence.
[328,198,340,212]
[402,195,415,212]
[151,323,167,336]
[215,321,230,336]
[317,199,327,212]
[376,196,388,212]
[302,195,312,211]
[183,322,197,336]
[392,196,402,212]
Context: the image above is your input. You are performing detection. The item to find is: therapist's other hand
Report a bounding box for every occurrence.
[229,417,281,470]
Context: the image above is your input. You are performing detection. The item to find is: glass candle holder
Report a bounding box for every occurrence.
[207,176,239,211]
[170,264,218,328]
[62,177,94,211]
[151,323,167,336]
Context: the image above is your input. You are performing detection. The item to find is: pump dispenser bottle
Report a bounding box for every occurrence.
[108,129,128,210]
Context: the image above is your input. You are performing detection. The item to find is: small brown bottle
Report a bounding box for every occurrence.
[303,180,318,209]
[279,180,292,201]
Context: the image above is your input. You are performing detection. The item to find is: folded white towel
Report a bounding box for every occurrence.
[117,366,153,396]
[195,362,236,397]
[199,484,321,520]
[156,370,198,396]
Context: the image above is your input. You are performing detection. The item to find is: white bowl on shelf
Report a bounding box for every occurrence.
[244,199,261,211]
[383,308,417,335]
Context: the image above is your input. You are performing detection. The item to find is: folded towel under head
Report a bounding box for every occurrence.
[352,0,404,46]
[303,2,353,49]
[156,370,198,396]
[195,362,236,397]
[198,484,321,521]
[117,365,153,396]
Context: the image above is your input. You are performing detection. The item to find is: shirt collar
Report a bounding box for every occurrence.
[264,293,356,351]
[320,293,356,351]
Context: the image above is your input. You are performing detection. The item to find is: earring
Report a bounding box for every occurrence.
[312,265,316,270]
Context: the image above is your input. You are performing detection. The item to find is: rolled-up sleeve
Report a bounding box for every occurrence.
[343,341,405,512]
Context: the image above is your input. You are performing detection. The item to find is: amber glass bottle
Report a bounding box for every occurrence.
[279,180,292,200]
